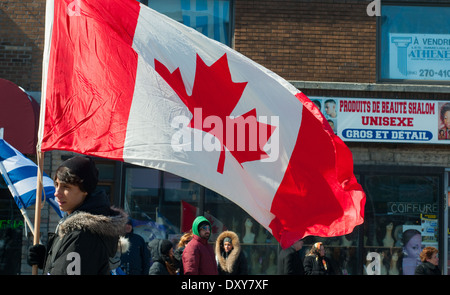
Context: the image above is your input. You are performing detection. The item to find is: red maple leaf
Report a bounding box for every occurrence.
[155,53,276,174]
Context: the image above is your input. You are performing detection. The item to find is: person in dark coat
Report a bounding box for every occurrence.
[304,242,335,275]
[415,246,440,275]
[173,230,193,275]
[148,239,178,275]
[182,216,218,275]
[120,219,150,275]
[215,230,248,275]
[277,239,304,275]
[28,156,128,275]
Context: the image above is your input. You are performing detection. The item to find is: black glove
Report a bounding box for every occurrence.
[28,244,46,269]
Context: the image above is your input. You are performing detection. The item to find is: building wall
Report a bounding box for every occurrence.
[234,0,450,169]
[234,0,376,83]
[0,0,46,91]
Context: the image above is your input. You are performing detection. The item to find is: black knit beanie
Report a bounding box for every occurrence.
[58,156,99,194]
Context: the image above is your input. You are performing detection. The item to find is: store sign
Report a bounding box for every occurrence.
[309,97,450,144]
[389,33,450,81]
[0,219,24,230]
[387,202,438,214]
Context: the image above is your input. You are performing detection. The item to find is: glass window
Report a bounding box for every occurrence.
[446,170,450,275]
[123,166,200,243]
[0,177,24,274]
[301,231,360,275]
[123,165,281,274]
[145,0,232,46]
[204,192,279,274]
[363,174,439,275]
[379,4,450,83]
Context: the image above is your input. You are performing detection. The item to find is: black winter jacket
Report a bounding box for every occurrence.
[148,239,179,275]
[414,262,441,275]
[120,231,150,275]
[303,254,335,275]
[43,191,127,275]
[277,246,304,275]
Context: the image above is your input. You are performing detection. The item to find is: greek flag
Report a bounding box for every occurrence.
[0,139,63,218]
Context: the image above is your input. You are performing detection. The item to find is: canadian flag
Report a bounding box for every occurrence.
[39,0,365,248]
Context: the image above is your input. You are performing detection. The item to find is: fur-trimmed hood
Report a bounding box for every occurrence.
[56,190,128,259]
[58,207,128,238]
[57,190,128,238]
[215,231,241,274]
[43,190,129,274]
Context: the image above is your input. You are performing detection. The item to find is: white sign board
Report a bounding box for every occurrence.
[389,33,450,80]
[309,97,450,144]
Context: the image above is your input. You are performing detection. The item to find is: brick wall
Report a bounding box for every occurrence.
[0,0,393,89]
[0,0,46,91]
[234,0,377,83]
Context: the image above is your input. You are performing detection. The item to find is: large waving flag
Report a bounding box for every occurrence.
[39,0,365,248]
[0,139,63,218]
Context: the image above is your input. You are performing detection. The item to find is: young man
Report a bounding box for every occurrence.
[182,216,218,275]
[28,156,127,275]
[324,99,337,118]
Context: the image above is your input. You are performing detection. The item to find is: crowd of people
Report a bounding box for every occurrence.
[26,155,441,276]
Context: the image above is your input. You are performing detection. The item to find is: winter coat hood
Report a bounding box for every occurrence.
[192,216,211,237]
[148,239,172,263]
[57,190,128,256]
[43,190,128,275]
[215,231,241,274]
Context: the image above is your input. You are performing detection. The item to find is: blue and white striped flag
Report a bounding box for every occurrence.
[0,139,63,217]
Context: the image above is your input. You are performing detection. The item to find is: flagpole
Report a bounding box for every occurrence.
[32,150,44,275]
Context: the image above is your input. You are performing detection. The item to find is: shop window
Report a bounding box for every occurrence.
[446,169,450,275]
[0,176,24,274]
[123,165,281,274]
[363,174,439,275]
[139,0,232,46]
[379,4,450,83]
[96,162,116,204]
[204,192,279,274]
[123,166,199,243]
[301,231,360,275]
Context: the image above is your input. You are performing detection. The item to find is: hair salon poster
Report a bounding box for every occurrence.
[309,97,450,144]
[389,33,450,81]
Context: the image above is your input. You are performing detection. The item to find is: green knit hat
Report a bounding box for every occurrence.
[192,216,211,236]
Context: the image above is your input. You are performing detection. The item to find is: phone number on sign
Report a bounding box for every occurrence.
[417,69,450,78]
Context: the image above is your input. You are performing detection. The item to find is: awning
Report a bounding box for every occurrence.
[0,79,40,154]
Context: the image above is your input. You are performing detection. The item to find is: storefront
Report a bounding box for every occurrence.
[114,148,447,275]
[0,79,42,274]
[356,165,444,275]
[114,92,449,275]
[0,177,24,274]
[121,165,280,275]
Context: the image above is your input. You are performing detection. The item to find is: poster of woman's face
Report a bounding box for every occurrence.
[438,102,450,140]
